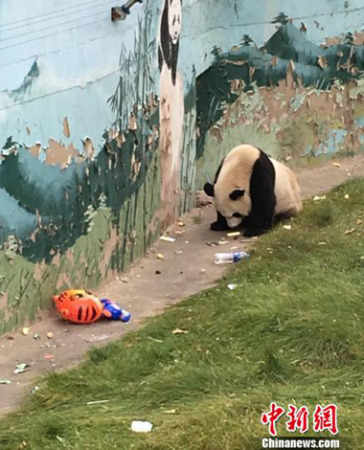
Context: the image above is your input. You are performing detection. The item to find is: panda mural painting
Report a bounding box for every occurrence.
[204,145,303,237]
[158,0,184,226]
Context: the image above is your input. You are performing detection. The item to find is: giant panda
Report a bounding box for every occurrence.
[203,144,302,237]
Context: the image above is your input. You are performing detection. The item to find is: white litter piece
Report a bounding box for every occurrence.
[283,225,292,230]
[227,232,241,238]
[0,379,12,385]
[14,363,28,374]
[160,236,176,243]
[227,284,237,291]
[131,421,153,433]
[313,195,326,201]
[87,400,111,406]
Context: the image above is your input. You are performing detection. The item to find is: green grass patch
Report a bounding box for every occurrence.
[1,179,364,449]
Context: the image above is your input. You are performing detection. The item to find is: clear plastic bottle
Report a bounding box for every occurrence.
[214,251,250,264]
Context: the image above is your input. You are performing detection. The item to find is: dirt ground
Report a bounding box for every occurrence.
[1,154,364,416]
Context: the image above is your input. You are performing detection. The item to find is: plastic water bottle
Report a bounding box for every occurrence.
[100,299,131,322]
[214,251,250,264]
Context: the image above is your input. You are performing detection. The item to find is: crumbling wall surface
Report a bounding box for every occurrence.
[0,0,363,333]
[194,2,364,187]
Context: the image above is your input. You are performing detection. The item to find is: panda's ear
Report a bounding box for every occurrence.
[203,182,214,197]
[229,189,245,200]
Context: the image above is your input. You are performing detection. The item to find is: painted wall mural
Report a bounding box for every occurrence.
[195,13,364,188]
[158,0,185,227]
[0,0,363,334]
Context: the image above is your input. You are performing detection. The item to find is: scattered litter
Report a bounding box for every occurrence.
[357,218,363,225]
[185,241,189,244]
[177,221,185,227]
[32,386,40,394]
[218,240,229,245]
[157,253,164,260]
[101,299,131,322]
[174,230,184,235]
[47,332,54,340]
[22,328,30,336]
[148,336,163,343]
[201,269,206,273]
[86,334,111,343]
[0,379,12,385]
[313,195,326,201]
[228,284,237,290]
[6,336,14,340]
[283,225,292,230]
[131,420,153,433]
[160,236,176,243]
[164,409,176,414]
[206,241,218,247]
[86,399,111,406]
[33,334,41,340]
[215,251,250,264]
[155,270,161,275]
[121,277,128,283]
[230,246,238,250]
[318,242,327,246]
[332,162,341,168]
[53,290,103,324]
[227,231,241,238]
[14,363,28,374]
[56,436,67,446]
[43,354,54,360]
[344,194,350,200]
[175,250,183,255]
[172,329,188,335]
[344,228,356,235]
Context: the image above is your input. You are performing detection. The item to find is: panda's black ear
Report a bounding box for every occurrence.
[204,182,214,197]
[230,189,245,200]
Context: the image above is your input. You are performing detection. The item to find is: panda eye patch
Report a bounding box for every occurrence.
[233,213,242,218]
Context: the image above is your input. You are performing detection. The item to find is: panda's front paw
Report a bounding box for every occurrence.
[211,221,228,231]
[243,228,265,237]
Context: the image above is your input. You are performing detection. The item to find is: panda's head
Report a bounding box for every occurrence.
[204,182,251,228]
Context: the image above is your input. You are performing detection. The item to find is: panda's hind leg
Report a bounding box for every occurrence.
[211,212,230,231]
[243,150,276,237]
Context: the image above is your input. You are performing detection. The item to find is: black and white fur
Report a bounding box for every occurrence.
[204,144,302,237]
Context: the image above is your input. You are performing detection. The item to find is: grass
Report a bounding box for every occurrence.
[1,179,364,450]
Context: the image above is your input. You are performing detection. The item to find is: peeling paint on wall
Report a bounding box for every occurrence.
[196,19,364,186]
